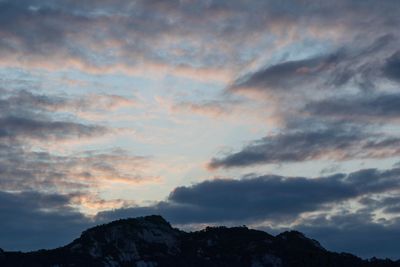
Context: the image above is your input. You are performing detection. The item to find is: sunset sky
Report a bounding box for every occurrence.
[1,0,400,259]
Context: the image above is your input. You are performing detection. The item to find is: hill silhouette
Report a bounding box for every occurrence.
[0,215,398,267]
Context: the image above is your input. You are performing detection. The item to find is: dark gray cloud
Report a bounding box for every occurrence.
[208,122,400,169]
[98,168,400,224]
[295,212,400,259]
[383,51,400,82]
[230,35,397,94]
[360,196,400,214]
[0,191,91,251]
[231,53,341,92]
[305,93,400,120]
[0,89,135,114]
[0,89,68,112]
[0,116,106,140]
[0,89,111,142]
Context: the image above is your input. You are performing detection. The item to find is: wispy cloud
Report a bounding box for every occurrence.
[0,89,158,216]
[208,121,400,169]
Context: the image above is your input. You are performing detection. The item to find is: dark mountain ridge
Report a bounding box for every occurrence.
[0,215,398,267]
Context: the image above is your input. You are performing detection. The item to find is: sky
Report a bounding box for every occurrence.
[0,0,400,260]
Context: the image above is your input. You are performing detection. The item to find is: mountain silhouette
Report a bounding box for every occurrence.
[0,215,398,267]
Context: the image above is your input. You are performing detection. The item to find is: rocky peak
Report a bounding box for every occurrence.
[276,230,325,251]
[66,215,181,265]
[80,215,173,236]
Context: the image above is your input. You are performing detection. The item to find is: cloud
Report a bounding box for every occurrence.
[0,89,135,113]
[0,89,137,143]
[170,96,253,119]
[173,101,232,117]
[214,33,400,171]
[0,0,240,80]
[98,167,400,225]
[304,92,400,121]
[231,54,339,92]
[1,0,399,79]
[0,148,158,194]
[230,35,397,95]
[208,121,400,169]
[360,195,400,214]
[0,89,153,249]
[0,116,107,141]
[383,51,400,82]
[213,36,400,170]
[295,212,400,259]
[0,190,91,251]
[0,89,157,216]
[0,89,105,191]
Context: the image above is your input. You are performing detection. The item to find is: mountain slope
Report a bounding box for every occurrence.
[0,215,398,267]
